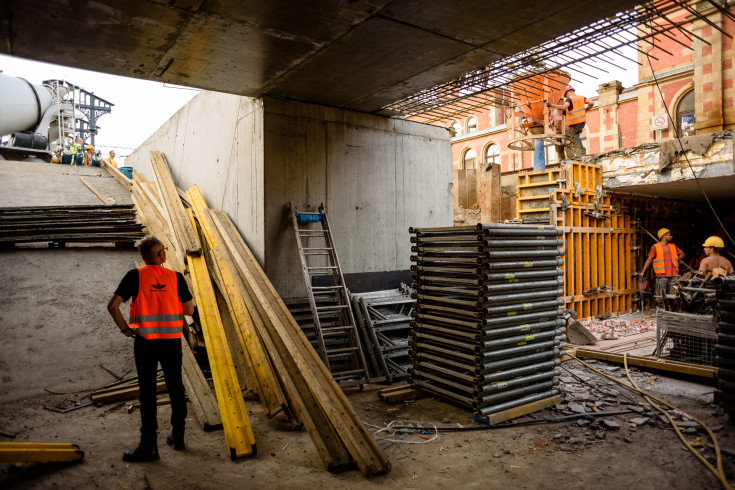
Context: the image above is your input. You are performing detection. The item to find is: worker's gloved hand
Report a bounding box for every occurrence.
[545,101,551,107]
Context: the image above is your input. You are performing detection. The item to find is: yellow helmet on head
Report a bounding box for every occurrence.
[657,228,671,240]
[703,236,725,248]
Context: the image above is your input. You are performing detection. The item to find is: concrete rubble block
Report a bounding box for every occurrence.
[568,403,587,414]
[594,430,607,440]
[629,417,650,426]
[602,420,620,431]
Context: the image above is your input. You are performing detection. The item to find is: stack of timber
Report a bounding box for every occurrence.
[714,276,735,414]
[0,204,144,245]
[352,288,413,383]
[408,223,567,420]
[132,151,389,475]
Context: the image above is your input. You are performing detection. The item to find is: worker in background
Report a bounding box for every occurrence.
[639,228,685,297]
[90,150,103,167]
[72,137,85,166]
[107,236,193,462]
[549,96,566,162]
[697,236,733,277]
[546,86,594,159]
[83,144,95,166]
[51,147,62,164]
[105,149,118,168]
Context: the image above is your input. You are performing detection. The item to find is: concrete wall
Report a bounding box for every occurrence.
[126,92,452,297]
[261,97,452,297]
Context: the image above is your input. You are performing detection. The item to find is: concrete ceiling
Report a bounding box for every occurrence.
[1,0,638,113]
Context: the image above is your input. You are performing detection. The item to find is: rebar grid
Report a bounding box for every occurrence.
[383,0,730,124]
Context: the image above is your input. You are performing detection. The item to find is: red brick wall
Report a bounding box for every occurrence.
[619,99,638,148]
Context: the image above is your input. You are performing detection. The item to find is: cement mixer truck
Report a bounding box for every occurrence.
[0,73,111,162]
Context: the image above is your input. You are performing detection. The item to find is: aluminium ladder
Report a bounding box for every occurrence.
[288,203,368,387]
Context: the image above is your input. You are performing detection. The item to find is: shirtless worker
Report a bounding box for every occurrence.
[698,236,734,277]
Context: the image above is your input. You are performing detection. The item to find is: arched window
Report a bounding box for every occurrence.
[449,120,461,136]
[462,148,477,169]
[485,143,500,166]
[467,116,478,133]
[677,90,695,137]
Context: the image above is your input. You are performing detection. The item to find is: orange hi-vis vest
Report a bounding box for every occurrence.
[129,265,184,339]
[566,94,587,126]
[653,243,679,276]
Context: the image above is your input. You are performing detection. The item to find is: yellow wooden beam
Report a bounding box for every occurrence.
[0,443,84,463]
[473,395,564,425]
[185,209,256,459]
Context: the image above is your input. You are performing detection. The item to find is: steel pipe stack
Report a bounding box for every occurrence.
[715,276,735,413]
[408,223,567,417]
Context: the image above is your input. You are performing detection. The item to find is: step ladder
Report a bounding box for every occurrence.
[288,203,368,387]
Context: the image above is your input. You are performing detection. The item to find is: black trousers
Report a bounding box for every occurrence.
[134,336,187,446]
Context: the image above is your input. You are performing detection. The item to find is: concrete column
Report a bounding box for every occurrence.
[692,5,724,134]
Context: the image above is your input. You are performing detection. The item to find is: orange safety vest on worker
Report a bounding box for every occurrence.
[128,265,184,339]
[652,243,679,276]
[565,94,588,126]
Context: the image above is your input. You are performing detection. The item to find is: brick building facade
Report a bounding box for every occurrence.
[436,4,734,174]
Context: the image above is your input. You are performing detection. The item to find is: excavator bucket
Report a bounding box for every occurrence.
[511,70,570,133]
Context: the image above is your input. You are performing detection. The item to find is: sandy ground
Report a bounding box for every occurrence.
[1,161,734,488]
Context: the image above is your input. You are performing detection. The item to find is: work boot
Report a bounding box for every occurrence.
[166,433,185,451]
[122,444,159,462]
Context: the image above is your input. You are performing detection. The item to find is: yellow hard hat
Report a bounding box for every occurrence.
[86,144,94,150]
[703,236,724,248]
[657,228,671,239]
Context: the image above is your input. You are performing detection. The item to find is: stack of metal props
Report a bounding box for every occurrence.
[714,276,735,413]
[408,223,568,417]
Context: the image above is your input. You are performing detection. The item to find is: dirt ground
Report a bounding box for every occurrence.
[2,161,734,489]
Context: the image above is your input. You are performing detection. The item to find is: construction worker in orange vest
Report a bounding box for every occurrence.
[107,235,194,462]
[697,236,733,277]
[547,86,594,159]
[639,228,685,297]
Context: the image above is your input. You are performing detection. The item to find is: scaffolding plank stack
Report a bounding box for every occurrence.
[408,223,567,419]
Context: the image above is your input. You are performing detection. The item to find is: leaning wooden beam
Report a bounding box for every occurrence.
[187,185,288,418]
[79,177,113,205]
[181,339,222,431]
[103,160,132,188]
[185,210,256,460]
[573,348,716,379]
[210,210,390,476]
[149,151,201,257]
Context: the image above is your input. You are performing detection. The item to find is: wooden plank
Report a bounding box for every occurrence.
[574,348,716,379]
[185,211,256,459]
[378,387,425,404]
[91,379,167,405]
[211,210,390,476]
[79,177,113,205]
[181,338,222,431]
[473,395,564,425]
[103,159,132,188]
[149,151,201,257]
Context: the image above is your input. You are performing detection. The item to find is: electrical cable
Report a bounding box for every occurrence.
[570,353,733,490]
[642,24,735,248]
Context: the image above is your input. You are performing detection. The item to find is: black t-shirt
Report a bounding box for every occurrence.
[564,97,573,113]
[114,268,193,304]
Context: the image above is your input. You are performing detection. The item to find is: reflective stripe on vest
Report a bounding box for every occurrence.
[652,242,679,276]
[129,265,184,339]
[566,94,587,126]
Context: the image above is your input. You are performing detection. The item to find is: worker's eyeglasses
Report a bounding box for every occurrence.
[158,246,168,255]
